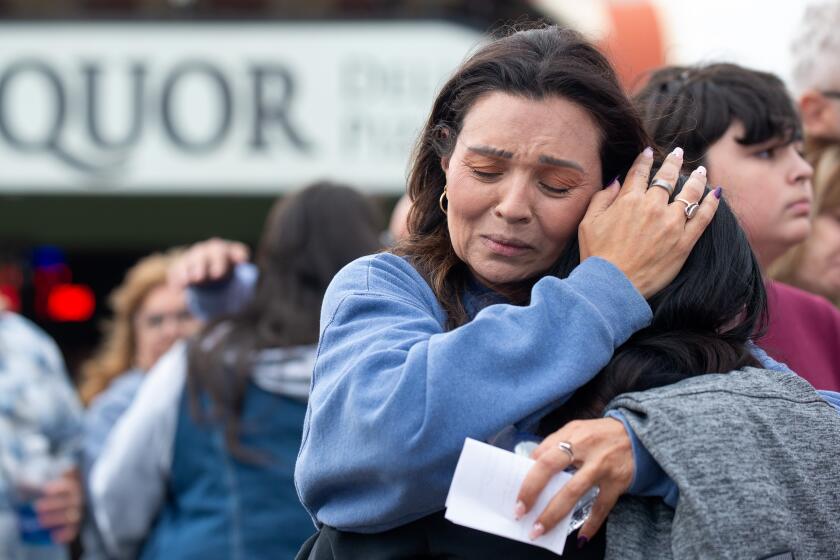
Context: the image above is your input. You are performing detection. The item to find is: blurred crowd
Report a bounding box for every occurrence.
[2,2,840,560]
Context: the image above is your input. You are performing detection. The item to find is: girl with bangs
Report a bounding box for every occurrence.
[635,62,840,392]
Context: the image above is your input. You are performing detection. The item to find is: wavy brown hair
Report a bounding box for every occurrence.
[79,250,182,405]
[393,24,650,329]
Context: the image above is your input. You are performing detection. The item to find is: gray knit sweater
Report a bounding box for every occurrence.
[606,368,840,560]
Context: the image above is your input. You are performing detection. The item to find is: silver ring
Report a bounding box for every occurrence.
[648,178,675,196]
[556,441,575,463]
[674,197,700,219]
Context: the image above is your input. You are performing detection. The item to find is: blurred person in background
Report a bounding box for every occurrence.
[78,250,200,559]
[382,194,412,246]
[772,141,840,307]
[166,192,407,305]
[0,303,84,559]
[790,0,840,141]
[79,249,200,471]
[90,182,382,560]
[635,62,840,391]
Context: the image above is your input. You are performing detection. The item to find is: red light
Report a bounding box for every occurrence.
[46,284,96,322]
[0,285,21,312]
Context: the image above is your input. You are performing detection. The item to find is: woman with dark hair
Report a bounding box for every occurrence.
[292,25,729,558]
[88,182,383,559]
[634,63,840,391]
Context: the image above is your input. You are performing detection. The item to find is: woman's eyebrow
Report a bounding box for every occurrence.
[467,145,514,159]
[538,154,584,172]
[466,144,584,172]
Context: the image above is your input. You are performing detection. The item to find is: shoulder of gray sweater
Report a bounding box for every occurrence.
[607,367,826,412]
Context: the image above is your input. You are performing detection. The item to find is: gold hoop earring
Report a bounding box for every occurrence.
[439,186,448,215]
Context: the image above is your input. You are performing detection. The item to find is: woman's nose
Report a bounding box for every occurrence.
[493,176,533,223]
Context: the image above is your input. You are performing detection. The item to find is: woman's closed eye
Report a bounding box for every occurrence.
[539,181,572,196]
[469,167,504,181]
[538,172,581,196]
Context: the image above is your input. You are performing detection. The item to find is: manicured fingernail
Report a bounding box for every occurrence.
[642,146,654,158]
[577,535,589,549]
[694,165,706,176]
[713,186,722,199]
[514,500,526,520]
[671,146,684,158]
[529,522,545,540]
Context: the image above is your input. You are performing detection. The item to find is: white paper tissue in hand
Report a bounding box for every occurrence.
[444,438,573,555]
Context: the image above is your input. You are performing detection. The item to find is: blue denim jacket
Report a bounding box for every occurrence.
[90,342,315,559]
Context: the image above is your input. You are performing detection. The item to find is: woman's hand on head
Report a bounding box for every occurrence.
[515,418,633,544]
[168,238,250,289]
[578,147,719,298]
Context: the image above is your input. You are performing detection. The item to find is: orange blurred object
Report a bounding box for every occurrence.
[598,1,666,92]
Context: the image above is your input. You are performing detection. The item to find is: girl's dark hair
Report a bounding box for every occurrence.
[634,63,802,170]
[394,24,650,329]
[186,182,382,455]
[539,177,767,432]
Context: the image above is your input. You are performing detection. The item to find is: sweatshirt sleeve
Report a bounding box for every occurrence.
[186,263,258,322]
[295,254,651,532]
[89,344,186,560]
[605,410,679,508]
[818,391,840,414]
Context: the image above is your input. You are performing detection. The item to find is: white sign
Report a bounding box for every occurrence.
[0,23,481,194]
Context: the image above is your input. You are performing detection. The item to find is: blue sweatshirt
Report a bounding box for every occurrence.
[189,259,840,529]
[294,253,652,532]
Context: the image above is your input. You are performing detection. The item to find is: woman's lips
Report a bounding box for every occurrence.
[482,235,532,257]
[788,199,812,216]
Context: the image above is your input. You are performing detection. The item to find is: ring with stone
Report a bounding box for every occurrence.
[674,197,700,219]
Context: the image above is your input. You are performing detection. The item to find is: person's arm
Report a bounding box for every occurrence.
[167,238,256,321]
[89,344,186,560]
[186,262,258,321]
[295,253,652,532]
[818,390,840,413]
[750,342,792,373]
[605,410,679,507]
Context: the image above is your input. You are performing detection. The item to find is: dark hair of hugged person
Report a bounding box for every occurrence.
[540,175,767,432]
[395,25,650,329]
[186,181,382,454]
